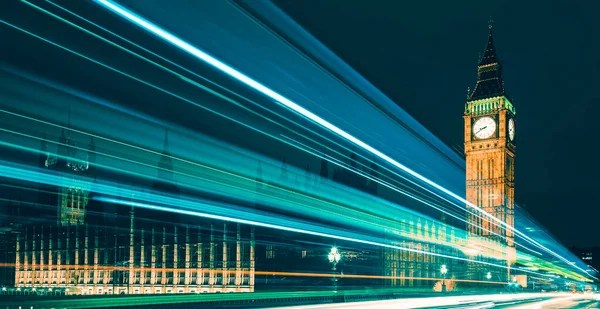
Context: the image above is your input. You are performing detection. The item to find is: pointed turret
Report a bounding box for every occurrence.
[278,157,288,182]
[469,24,506,101]
[39,134,48,168]
[478,25,499,66]
[319,151,329,180]
[151,128,180,196]
[157,128,174,181]
[367,161,379,196]
[256,161,264,190]
[161,127,170,156]
[304,164,311,191]
[88,136,96,161]
[349,147,358,168]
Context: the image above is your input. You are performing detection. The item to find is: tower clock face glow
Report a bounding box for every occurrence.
[508,118,515,141]
[473,117,496,139]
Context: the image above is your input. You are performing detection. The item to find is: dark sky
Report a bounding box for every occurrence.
[272,0,600,247]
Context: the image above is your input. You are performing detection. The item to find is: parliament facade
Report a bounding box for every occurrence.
[7,129,254,295]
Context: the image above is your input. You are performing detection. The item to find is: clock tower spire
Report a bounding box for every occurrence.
[464,24,516,281]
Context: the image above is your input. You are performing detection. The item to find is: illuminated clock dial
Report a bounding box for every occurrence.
[508,118,515,141]
[473,117,496,139]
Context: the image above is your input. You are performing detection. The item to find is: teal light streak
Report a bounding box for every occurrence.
[8,0,502,241]
[0,17,491,245]
[93,0,593,279]
[0,136,585,280]
[3,2,590,279]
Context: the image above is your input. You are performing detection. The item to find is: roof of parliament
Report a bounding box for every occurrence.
[468,24,507,101]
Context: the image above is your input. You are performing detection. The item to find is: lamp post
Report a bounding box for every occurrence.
[440,264,448,293]
[328,247,341,291]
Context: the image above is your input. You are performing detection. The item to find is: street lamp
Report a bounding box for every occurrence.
[486,272,492,280]
[440,264,448,292]
[328,247,341,291]
[328,247,341,265]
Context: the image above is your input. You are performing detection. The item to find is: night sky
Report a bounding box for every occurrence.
[272,0,600,247]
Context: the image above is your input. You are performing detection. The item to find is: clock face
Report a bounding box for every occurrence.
[508,118,515,141]
[473,117,496,139]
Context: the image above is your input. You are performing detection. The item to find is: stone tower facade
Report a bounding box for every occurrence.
[464,24,516,281]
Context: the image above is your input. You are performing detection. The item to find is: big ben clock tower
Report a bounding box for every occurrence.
[464,24,516,280]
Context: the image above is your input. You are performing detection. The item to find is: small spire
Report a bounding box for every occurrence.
[478,22,498,66]
[279,157,288,180]
[255,161,264,191]
[68,104,72,139]
[320,149,329,179]
[350,146,358,168]
[162,128,170,155]
[488,16,494,30]
[257,161,263,179]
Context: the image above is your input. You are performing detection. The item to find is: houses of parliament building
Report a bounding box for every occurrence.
[1,128,255,295]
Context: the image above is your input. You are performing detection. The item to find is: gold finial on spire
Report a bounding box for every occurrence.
[488,16,494,29]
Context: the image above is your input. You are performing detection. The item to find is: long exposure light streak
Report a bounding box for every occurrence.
[93,0,592,279]
[0,117,490,259]
[0,103,517,261]
[0,157,578,280]
[98,196,541,277]
[0,17,493,248]
[30,0,482,227]
[0,262,504,284]
[275,294,580,309]
[0,65,494,252]
[0,128,402,240]
[282,134,528,249]
[1,13,592,280]
[1,1,591,281]
[9,0,506,238]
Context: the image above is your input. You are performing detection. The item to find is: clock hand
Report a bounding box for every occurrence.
[475,126,487,135]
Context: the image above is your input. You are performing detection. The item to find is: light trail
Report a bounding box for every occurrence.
[93,0,593,280]
[11,0,516,247]
[281,134,541,253]
[0,123,454,249]
[0,263,504,285]
[273,293,578,309]
[0,158,574,279]
[92,0,506,228]
[0,17,497,254]
[1,1,591,281]
[98,196,555,278]
[1,119,568,281]
[17,0,496,231]
[0,24,586,281]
